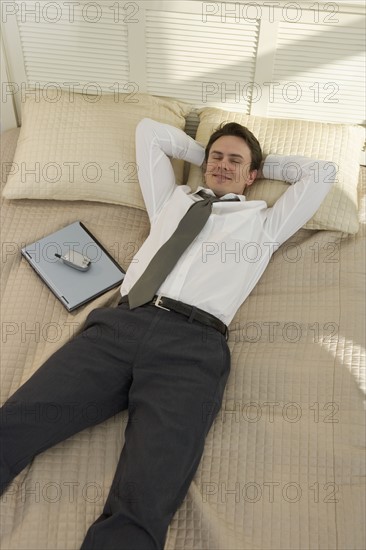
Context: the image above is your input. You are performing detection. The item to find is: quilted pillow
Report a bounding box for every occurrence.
[2,90,191,210]
[188,108,364,233]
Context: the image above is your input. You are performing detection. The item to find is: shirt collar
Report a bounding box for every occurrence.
[194,186,246,202]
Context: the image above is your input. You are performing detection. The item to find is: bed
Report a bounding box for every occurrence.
[0,91,365,550]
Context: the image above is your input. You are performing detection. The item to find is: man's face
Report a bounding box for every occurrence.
[204,135,257,197]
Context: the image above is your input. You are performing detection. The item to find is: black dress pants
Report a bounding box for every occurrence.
[0,301,231,549]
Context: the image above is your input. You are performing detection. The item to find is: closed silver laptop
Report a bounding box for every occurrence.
[21,221,125,311]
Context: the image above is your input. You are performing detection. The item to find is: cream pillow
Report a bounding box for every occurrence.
[2,90,192,210]
[188,108,364,233]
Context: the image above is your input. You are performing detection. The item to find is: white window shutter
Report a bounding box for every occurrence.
[144,10,259,114]
[14,0,130,93]
[267,21,365,124]
[2,0,364,134]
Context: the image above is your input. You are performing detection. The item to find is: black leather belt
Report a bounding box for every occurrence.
[119,294,228,338]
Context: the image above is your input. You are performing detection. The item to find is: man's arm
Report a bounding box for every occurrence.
[135,118,205,223]
[260,154,337,245]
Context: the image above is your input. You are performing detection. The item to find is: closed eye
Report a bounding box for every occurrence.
[211,154,242,164]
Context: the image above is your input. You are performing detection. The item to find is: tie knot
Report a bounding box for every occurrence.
[197,189,240,202]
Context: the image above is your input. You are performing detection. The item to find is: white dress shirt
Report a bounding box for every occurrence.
[120,118,335,326]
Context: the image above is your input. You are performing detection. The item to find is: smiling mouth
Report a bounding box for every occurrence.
[213,174,232,182]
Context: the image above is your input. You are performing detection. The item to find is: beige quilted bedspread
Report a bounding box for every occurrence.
[1,128,365,549]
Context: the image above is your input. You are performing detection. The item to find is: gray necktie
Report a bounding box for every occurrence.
[127,190,240,309]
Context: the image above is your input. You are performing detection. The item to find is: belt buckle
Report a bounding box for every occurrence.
[153,295,170,311]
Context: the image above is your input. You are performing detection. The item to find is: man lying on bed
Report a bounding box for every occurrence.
[0,118,335,549]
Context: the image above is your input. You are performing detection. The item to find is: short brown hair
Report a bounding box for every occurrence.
[204,122,262,171]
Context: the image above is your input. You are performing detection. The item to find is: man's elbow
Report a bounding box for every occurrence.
[136,117,154,136]
[135,118,160,153]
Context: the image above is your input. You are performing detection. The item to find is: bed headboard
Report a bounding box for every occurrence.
[1,0,365,143]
